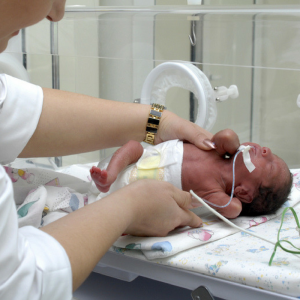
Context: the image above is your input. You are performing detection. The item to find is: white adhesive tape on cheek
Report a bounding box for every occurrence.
[239,145,256,173]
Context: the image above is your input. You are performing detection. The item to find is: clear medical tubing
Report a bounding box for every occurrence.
[140,62,217,131]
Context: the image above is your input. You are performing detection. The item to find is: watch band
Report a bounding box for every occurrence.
[144,103,165,145]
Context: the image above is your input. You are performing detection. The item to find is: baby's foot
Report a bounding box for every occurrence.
[90,166,112,193]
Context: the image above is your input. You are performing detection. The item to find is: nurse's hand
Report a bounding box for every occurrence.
[211,129,240,157]
[156,110,214,151]
[42,179,202,291]
[122,179,203,236]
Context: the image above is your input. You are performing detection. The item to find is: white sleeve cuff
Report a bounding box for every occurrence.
[0,74,43,164]
[0,167,72,300]
[19,226,73,300]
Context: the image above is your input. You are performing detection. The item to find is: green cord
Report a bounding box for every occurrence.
[269,207,300,266]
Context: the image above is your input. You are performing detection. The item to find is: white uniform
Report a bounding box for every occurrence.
[97,139,183,199]
[0,74,72,300]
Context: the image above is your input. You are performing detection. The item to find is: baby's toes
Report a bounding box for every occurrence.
[99,170,108,184]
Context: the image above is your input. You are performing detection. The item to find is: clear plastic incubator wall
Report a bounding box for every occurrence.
[2,1,300,300]
[3,0,300,168]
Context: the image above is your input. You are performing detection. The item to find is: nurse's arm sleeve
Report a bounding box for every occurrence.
[0,74,43,164]
[0,167,72,300]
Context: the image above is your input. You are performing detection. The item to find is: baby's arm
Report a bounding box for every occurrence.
[202,191,242,219]
[90,140,144,192]
[211,129,240,157]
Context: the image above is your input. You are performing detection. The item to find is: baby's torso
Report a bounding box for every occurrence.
[97,140,184,198]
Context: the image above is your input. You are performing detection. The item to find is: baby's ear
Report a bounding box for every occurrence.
[234,186,253,203]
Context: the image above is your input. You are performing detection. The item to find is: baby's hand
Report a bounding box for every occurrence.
[211,129,240,157]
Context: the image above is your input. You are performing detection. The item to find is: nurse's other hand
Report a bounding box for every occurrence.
[211,129,240,157]
[119,179,203,237]
[156,110,213,151]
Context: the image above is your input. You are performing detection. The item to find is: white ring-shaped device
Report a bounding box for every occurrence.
[140,62,217,130]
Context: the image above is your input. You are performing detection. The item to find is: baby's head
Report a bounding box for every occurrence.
[234,143,293,216]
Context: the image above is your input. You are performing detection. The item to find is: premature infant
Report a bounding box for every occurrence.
[90,129,293,218]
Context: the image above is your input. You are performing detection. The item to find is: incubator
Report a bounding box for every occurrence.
[2,2,300,300]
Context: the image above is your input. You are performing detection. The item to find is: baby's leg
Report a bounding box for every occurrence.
[90,140,144,193]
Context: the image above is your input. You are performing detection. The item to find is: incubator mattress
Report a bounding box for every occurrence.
[8,161,300,298]
[111,169,300,298]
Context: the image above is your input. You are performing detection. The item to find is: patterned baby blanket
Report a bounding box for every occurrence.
[114,169,300,259]
[6,162,300,262]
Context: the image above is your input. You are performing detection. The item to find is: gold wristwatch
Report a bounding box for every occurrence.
[144,103,166,145]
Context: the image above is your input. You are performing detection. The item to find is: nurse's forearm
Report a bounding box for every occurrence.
[19,88,150,157]
[19,88,214,158]
[41,190,134,291]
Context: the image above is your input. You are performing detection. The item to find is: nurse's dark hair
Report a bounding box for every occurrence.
[240,171,293,217]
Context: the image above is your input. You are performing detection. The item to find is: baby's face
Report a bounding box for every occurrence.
[237,143,289,191]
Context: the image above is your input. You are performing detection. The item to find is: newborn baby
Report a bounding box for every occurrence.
[90,129,293,218]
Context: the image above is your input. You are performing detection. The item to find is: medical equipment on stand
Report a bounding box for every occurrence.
[138,61,239,131]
